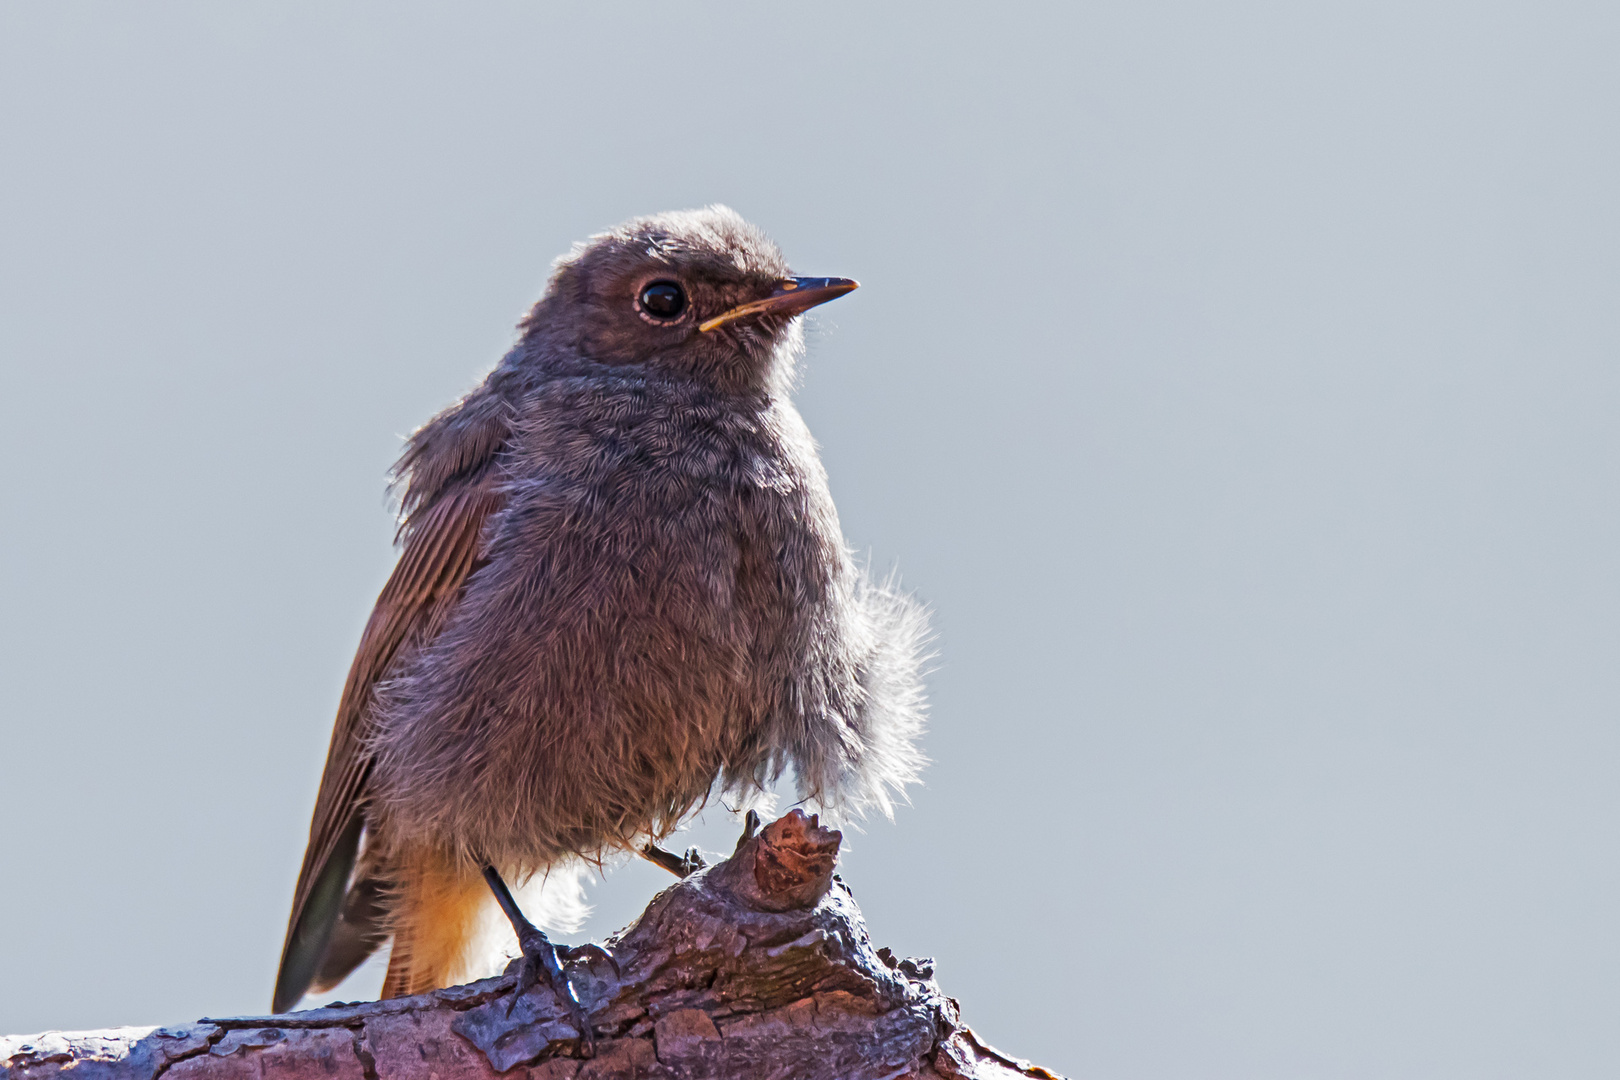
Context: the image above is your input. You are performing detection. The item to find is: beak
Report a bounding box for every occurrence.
[699,276,859,333]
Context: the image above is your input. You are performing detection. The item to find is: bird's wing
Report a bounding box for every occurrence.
[272,472,504,1012]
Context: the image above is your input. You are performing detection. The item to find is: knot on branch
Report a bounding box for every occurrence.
[712,808,841,912]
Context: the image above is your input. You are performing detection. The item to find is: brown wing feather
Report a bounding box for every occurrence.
[277,474,503,984]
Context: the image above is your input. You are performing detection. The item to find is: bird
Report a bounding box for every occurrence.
[271,206,928,1032]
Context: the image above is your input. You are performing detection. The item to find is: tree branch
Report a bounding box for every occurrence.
[2,811,1061,1080]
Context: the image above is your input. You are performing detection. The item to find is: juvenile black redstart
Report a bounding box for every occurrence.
[272,207,927,1029]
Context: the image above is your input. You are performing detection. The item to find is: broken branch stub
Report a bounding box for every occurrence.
[2,810,1063,1080]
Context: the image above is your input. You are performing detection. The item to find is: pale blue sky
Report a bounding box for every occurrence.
[4,4,1620,1077]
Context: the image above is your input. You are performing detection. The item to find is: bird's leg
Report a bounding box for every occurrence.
[480,865,606,1055]
[638,810,763,877]
[638,842,697,876]
[638,841,706,877]
[733,809,762,852]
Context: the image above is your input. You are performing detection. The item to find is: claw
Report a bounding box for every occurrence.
[506,927,566,1015]
[734,809,762,851]
[562,941,621,981]
[681,846,705,874]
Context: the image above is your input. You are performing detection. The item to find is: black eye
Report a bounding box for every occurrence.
[638,281,686,320]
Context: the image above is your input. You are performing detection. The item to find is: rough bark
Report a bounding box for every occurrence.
[2,812,1061,1080]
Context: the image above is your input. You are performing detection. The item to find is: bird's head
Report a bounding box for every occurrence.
[517,205,857,394]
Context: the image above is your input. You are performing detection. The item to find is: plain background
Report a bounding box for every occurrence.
[3,3,1619,1077]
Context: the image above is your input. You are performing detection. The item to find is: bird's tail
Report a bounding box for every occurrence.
[380,846,491,997]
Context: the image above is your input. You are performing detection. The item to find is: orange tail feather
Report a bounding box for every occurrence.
[380,846,492,998]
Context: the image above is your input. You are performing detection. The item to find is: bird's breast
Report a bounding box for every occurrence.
[368,383,847,866]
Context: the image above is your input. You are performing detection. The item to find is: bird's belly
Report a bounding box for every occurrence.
[369,518,803,873]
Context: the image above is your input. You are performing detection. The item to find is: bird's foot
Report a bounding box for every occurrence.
[482,866,605,1056]
[638,809,762,876]
[509,925,601,1054]
[639,841,707,878]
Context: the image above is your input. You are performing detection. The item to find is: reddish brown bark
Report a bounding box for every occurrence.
[2,812,1061,1080]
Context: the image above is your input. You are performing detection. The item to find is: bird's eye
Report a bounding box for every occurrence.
[638,281,687,321]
